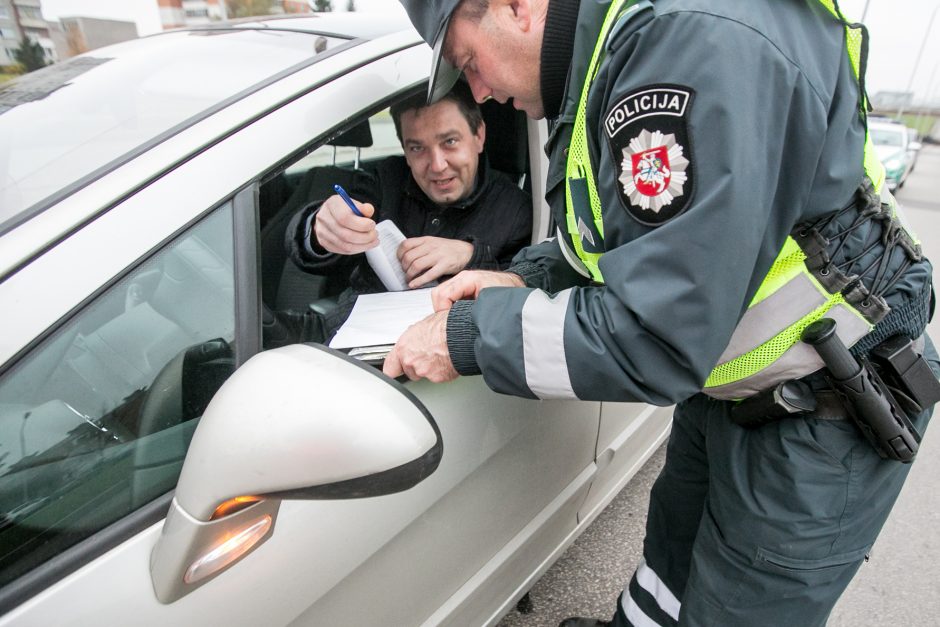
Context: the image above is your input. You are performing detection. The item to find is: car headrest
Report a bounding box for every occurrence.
[328,119,373,148]
[481,99,528,180]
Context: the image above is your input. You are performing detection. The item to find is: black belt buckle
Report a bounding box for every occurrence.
[731,380,817,429]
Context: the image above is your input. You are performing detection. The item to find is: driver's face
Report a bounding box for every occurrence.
[400,99,485,205]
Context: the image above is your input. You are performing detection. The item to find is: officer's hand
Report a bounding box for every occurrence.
[432,270,525,311]
[398,236,473,289]
[382,310,458,382]
[313,194,378,255]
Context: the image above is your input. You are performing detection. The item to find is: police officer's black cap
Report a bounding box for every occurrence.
[399,0,464,104]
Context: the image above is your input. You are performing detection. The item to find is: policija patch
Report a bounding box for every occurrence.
[604,85,695,226]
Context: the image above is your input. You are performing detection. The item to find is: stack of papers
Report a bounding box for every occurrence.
[328,288,435,353]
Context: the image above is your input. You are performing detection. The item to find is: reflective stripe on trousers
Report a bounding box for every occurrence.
[616,559,681,627]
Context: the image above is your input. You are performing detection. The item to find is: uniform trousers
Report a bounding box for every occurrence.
[614,339,938,627]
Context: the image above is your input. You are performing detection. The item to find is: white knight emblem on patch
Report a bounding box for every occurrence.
[619,129,689,213]
[605,84,695,225]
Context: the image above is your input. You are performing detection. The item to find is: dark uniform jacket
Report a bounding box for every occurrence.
[286,154,532,296]
[446,0,933,404]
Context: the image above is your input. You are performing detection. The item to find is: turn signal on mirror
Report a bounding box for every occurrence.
[211,495,263,520]
[183,515,272,584]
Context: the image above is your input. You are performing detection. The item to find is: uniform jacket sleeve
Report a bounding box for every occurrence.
[502,233,589,291]
[452,6,851,403]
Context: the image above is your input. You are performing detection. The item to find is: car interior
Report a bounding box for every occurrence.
[256,88,532,348]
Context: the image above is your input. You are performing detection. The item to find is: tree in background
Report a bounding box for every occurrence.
[346,0,356,10]
[225,0,275,18]
[313,0,333,11]
[14,37,46,73]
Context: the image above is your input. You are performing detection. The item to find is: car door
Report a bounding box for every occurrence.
[0,43,603,627]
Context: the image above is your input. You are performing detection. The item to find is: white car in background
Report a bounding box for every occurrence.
[0,14,670,626]
[869,119,922,191]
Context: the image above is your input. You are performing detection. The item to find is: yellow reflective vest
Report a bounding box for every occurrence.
[565,0,917,399]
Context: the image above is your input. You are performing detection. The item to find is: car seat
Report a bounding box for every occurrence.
[259,119,374,314]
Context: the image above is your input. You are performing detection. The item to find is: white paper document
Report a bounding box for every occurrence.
[328,288,434,350]
[366,220,409,292]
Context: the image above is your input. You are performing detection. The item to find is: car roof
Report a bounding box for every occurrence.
[0,13,415,237]
[869,121,908,135]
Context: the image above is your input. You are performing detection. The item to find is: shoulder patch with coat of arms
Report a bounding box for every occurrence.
[604,84,695,226]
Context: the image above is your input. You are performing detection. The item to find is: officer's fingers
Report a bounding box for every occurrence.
[431,272,479,310]
[423,358,459,383]
[408,313,457,382]
[385,345,421,381]
[382,345,405,378]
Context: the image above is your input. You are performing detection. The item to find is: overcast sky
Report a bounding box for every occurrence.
[40,0,940,102]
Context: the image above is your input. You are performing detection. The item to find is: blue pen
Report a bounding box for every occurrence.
[334,184,364,217]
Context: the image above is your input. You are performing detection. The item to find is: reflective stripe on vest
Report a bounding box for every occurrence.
[564,0,892,399]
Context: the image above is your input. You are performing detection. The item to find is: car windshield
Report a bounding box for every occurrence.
[0,28,347,231]
[870,126,905,147]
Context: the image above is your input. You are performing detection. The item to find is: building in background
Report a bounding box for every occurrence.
[0,0,58,67]
[57,16,137,57]
[158,0,224,30]
[158,0,311,31]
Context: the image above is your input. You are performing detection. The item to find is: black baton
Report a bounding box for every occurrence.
[802,318,920,462]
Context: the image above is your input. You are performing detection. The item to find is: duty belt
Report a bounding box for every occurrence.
[731,323,939,463]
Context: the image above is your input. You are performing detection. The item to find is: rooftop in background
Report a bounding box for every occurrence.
[58,16,139,56]
[157,0,311,31]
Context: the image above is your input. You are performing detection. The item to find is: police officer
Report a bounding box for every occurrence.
[385,1,938,625]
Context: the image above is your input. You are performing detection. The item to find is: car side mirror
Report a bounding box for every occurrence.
[909,141,923,152]
[150,344,442,603]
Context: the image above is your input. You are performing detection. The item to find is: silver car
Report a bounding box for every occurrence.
[869,120,921,191]
[0,14,670,626]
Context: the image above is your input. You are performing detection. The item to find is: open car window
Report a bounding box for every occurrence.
[283,108,404,177]
[257,92,533,352]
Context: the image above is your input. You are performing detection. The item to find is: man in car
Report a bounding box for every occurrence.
[277,80,532,343]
